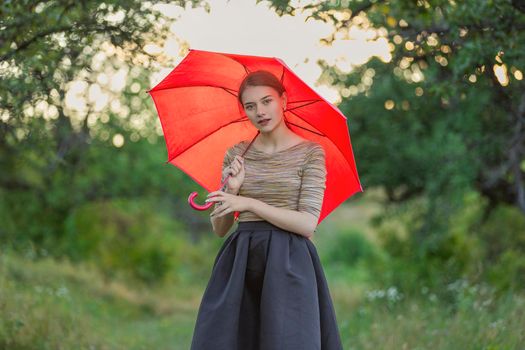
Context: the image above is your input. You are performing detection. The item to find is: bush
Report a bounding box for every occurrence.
[324,227,379,267]
[476,204,525,293]
[369,193,525,304]
[61,198,186,284]
[371,192,486,300]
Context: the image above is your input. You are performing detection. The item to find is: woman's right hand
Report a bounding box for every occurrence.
[222,155,245,194]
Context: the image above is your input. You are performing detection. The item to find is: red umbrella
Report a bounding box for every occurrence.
[148,48,363,223]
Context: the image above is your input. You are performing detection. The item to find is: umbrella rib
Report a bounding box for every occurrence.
[285,109,324,136]
[149,84,239,95]
[286,99,322,112]
[219,53,251,74]
[287,110,362,190]
[221,87,239,98]
[288,99,322,104]
[287,122,324,136]
[166,117,248,164]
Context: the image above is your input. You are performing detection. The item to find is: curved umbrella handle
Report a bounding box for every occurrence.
[188,132,259,211]
[188,192,214,211]
[188,174,230,211]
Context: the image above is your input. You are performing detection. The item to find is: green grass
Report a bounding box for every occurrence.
[0,249,200,349]
[2,246,524,349]
[1,191,524,349]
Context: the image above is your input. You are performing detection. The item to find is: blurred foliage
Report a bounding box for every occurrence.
[62,198,184,284]
[0,0,524,309]
[269,0,525,294]
[1,0,525,346]
[367,191,525,306]
[478,204,525,292]
[0,0,214,259]
[324,227,381,267]
[3,244,524,349]
[369,191,485,301]
[59,197,225,285]
[0,247,204,349]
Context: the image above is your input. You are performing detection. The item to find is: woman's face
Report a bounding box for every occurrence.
[241,85,287,133]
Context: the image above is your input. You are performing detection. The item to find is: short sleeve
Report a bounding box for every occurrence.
[297,144,327,219]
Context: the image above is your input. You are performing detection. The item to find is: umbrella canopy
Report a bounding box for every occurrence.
[148,48,363,223]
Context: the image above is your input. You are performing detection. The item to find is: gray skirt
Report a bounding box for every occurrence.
[190,220,344,350]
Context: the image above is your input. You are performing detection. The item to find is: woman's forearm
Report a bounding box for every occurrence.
[210,209,234,237]
[245,197,318,239]
[210,186,238,237]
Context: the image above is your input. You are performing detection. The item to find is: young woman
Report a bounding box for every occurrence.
[190,70,343,350]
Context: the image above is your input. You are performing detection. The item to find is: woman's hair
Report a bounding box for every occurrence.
[238,70,286,105]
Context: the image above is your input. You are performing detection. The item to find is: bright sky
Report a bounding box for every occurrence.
[151,0,391,103]
[54,0,522,149]
[60,0,391,146]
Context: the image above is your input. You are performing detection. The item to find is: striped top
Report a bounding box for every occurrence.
[221,139,327,222]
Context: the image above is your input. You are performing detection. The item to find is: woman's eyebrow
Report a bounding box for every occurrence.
[243,95,273,106]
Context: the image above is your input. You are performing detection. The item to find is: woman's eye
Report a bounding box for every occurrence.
[263,99,271,104]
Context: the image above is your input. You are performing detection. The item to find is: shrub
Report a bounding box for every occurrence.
[476,204,525,293]
[325,227,379,267]
[61,198,185,284]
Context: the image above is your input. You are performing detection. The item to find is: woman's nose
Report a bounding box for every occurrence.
[256,104,267,115]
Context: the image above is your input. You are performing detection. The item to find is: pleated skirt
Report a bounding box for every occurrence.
[190,220,344,350]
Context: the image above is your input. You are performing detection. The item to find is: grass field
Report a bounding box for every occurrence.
[1,192,524,349]
[2,248,524,349]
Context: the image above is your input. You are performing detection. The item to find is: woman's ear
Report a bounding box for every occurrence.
[281,92,288,109]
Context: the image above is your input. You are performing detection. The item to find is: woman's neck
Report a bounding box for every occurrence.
[255,122,302,150]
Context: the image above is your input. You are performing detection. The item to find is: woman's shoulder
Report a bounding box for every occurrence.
[225,140,247,151]
[238,137,320,149]
[302,139,325,155]
[232,138,323,159]
[233,140,250,153]
[224,141,251,159]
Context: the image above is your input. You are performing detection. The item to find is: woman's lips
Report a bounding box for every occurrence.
[258,119,270,125]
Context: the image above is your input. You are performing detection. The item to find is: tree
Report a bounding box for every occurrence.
[0,1,209,249]
[266,0,525,219]
[266,0,525,291]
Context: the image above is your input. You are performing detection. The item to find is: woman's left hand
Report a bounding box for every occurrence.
[205,191,251,218]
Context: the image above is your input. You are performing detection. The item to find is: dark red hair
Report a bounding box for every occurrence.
[238,70,286,105]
